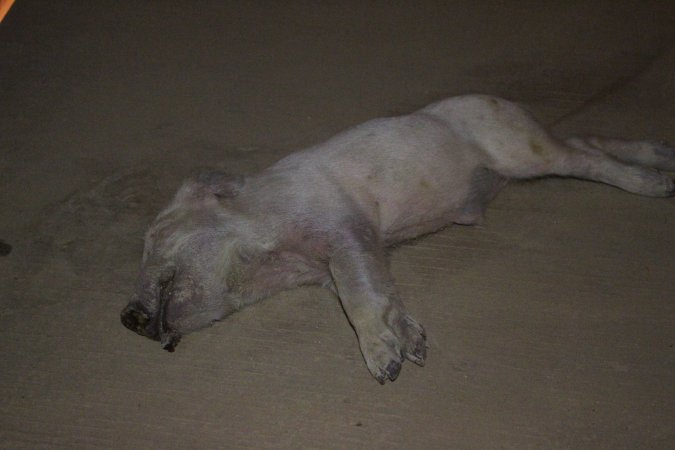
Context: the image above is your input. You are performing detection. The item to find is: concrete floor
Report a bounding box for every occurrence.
[1,1,674,448]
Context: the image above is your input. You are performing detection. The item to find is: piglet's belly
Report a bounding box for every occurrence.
[377,186,470,243]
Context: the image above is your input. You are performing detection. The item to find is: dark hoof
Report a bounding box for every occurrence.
[407,338,427,367]
[374,359,403,384]
[384,360,402,382]
[401,316,427,367]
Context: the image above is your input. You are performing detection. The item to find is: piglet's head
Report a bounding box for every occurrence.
[120,171,247,351]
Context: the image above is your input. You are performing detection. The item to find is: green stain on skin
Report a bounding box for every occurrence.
[529,139,545,155]
[226,264,246,293]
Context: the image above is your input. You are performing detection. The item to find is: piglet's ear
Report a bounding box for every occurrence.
[196,171,246,198]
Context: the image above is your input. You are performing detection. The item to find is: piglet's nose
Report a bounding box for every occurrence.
[120,303,160,340]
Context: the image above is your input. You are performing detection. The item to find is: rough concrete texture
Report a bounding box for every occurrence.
[1,1,674,448]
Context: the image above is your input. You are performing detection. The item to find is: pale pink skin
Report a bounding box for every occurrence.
[121,95,675,383]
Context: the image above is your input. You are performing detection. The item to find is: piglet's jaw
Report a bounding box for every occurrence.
[156,274,182,352]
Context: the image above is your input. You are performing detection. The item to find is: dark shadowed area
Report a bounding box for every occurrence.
[1,1,674,448]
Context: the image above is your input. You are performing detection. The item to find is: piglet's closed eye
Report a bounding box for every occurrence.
[195,171,246,199]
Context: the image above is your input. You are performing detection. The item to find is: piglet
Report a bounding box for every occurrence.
[121,95,674,383]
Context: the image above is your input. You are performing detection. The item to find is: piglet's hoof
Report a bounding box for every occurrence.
[383,360,402,383]
[360,313,427,384]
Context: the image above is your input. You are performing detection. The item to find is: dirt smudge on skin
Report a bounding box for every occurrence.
[529,138,545,155]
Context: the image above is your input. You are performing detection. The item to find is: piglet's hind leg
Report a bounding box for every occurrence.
[552,146,674,197]
[567,137,675,171]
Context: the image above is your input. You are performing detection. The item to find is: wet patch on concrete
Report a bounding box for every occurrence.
[0,239,12,256]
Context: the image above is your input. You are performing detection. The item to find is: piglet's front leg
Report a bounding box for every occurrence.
[329,227,427,383]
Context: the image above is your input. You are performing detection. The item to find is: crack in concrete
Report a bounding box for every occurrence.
[552,40,673,126]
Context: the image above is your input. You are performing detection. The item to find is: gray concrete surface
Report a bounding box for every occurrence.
[1,1,674,448]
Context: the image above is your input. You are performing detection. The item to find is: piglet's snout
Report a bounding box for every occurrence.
[120,268,176,342]
[120,302,160,340]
